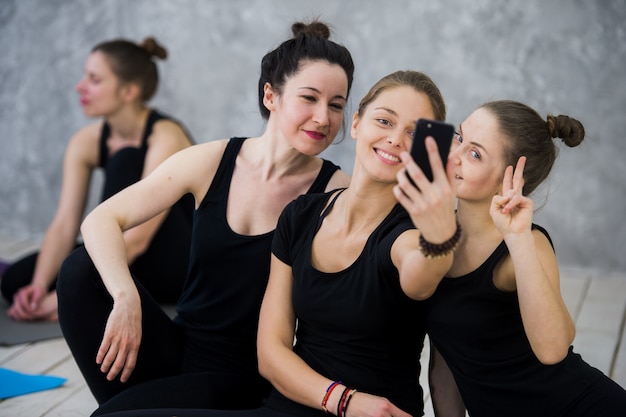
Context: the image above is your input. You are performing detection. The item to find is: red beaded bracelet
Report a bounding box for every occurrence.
[321,381,342,414]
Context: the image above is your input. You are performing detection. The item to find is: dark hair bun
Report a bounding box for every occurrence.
[139,37,168,60]
[291,20,331,40]
[547,114,585,147]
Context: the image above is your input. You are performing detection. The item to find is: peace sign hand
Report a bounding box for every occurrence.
[490,156,534,236]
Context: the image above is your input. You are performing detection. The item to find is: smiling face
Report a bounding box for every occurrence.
[265,60,349,156]
[351,85,436,184]
[450,107,508,201]
[75,51,126,118]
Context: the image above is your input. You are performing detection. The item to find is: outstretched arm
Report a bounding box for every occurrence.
[393,136,458,300]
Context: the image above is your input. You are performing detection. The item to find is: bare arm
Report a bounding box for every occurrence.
[504,230,574,364]
[491,157,575,364]
[8,125,99,320]
[33,126,98,289]
[428,342,466,417]
[81,140,225,382]
[392,137,458,300]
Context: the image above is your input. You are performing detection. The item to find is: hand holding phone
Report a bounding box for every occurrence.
[408,118,455,183]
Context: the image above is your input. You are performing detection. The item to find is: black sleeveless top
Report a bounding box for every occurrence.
[265,191,426,417]
[98,109,192,202]
[175,137,341,376]
[425,224,605,417]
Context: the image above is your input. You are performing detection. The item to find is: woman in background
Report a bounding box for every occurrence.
[1,37,194,321]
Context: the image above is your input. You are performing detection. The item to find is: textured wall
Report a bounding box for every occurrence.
[0,0,625,273]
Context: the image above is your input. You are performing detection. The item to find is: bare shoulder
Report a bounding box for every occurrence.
[166,139,230,178]
[326,168,351,191]
[65,122,102,166]
[150,118,194,148]
[532,227,553,249]
[532,227,559,273]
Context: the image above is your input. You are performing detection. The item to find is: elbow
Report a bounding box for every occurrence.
[257,359,270,381]
[533,341,571,365]
[413,287,436,301]
[80,212,96,239]
[256,344,274,383]
[405,283,438,301]
[536,349,568,365]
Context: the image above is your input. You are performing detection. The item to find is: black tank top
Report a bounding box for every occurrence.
[98,108,194,201]
[175,137,341,375]
[425,224,604,417]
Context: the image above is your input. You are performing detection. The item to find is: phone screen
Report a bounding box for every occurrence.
[409,118,455,182]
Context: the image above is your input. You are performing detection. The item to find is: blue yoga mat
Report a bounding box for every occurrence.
[0,367,66,399]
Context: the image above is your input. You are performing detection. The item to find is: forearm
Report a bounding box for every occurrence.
[505,232,575,363]
[401,252,452,300]
[31,220,80,289]
[81,209,138,302]
[259,340,336,411]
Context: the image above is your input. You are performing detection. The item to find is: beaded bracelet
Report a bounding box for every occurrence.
[418,220,462,259]
[338,388,357,417]
[321,380,342,414]
[336,386,350,417]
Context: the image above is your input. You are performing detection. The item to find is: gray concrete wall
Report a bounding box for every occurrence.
[1,0,624,274]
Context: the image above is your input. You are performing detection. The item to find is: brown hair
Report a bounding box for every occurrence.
[479,100,584,195]
[258,20,355,120]
[356,70,446,121]
[92,37,167,102]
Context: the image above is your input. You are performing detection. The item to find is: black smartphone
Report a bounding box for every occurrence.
[408,118,455,182]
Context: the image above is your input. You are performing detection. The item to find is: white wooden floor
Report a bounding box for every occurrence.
[1,235,626,417]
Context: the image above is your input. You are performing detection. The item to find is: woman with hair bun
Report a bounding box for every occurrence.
[57,19,355,415]
[1,37,194,321]
[426,100,626,416]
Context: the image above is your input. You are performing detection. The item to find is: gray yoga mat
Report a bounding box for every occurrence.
[0,299,63,346]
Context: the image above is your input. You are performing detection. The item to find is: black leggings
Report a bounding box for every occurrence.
[57,247,270,416]
[1,250,64,301]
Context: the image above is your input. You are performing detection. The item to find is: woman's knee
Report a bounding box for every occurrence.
[57,245,101,298]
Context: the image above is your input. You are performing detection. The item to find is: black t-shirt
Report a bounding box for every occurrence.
[265,191,426,417]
